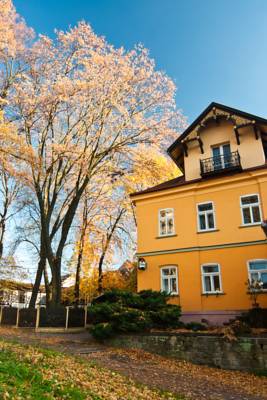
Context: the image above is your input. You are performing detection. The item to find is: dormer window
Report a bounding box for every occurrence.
[212,143,231,170]
[200,144,241,177]
[159,208,175,236]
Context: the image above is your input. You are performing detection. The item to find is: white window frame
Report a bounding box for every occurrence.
[160,266,178,295]
[197,201,216,232]
[240,194,262,226]
[158,208,175,237]
[247,259,267,292]
[212,143,231,169]
[201,263,223,294]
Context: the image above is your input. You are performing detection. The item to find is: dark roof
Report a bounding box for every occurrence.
[131,103,267,198]
[167,102,267,155]
[131,163,267,197]
[130,176,185,196]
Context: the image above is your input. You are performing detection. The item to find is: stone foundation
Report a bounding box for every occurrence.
[108,333,267,372]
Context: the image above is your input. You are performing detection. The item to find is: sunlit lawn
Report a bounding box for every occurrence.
[0,340,181,400]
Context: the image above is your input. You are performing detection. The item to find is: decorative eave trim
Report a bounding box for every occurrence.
[167,102,267,161]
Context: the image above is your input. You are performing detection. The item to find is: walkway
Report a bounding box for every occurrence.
[0,327,266,400]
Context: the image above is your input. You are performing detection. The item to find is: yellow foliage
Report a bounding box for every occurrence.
[125,145,181,193]
[62,267,135,304]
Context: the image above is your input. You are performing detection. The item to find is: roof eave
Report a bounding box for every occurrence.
[167,101,267,154]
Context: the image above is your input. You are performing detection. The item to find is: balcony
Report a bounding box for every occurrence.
[200,151,242,177]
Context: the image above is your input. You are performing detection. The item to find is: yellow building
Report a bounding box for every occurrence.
[131,102,267,324]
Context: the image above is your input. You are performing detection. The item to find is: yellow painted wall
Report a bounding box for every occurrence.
[184,121,265,181]
[133,168,267,313]
[135,169,267,254]
[137,244,267,312]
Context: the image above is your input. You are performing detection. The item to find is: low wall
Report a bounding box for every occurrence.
[180,310,244,325]
[108,333,267,372]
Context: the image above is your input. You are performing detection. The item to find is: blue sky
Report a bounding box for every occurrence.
[14,0,267,123]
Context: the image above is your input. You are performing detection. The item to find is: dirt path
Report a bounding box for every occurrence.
[0,327,266,400]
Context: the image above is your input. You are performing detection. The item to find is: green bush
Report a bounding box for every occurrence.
[92,289,169,310]
[87,302,121,324]
[89,289,181,340]
[112,308,152,333]
[138,290,170,311]
[149,305,182,328]
[239,308,267,328]
[90,323,114,341]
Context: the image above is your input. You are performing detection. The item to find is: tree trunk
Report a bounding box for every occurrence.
[0,220,6,259]
[0,242,3,260]
[74,244,83,304]
[50,258,62,307]
[74,225,86,304]
[29,253,46,308]
[43,263,51,307]
[97,209,125,294]
[98,253,105,294]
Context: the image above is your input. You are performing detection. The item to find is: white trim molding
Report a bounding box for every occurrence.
[160,265,179,295]
[196,201,217,232]
[201,263,223,294]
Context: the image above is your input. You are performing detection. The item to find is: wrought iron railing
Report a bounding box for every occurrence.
[200,151,241,176]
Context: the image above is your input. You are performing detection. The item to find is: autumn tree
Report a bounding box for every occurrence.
[0,115,25,258]
[73,182,109,303]
[70,146,179,299]
[0,0,34,107]
[0,1,185,306]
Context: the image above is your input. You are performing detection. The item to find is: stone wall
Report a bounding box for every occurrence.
[108,333,267,372]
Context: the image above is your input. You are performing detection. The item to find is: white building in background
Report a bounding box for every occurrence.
[0,280,45,308]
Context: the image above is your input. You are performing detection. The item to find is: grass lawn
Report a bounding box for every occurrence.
[0,339,182,400]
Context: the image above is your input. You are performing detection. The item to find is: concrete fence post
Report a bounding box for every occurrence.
[35,306,40,330]
[65,306,70,330]
[16,307,20,328]
[0,306,3,325]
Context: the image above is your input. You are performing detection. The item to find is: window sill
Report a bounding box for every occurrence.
[239,223,262,228]
[197,229,219,234]
[156,234,177,239]
[160,291,179,297]
[247,290,267,294]
[201,292,225,296]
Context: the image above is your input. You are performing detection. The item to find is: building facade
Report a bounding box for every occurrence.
[131,103,267,324]
[0,280,45,308]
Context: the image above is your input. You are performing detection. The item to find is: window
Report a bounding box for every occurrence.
[161,266,178,295]
[240,194,262,225]
[248,260,267,290]
[197,202,216,231]
[212,143,231,170]
[202,264,222,293]
[18,291,25,304]
[159,208,175,236]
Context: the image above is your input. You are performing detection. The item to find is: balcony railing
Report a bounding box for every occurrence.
[200,151,242,177]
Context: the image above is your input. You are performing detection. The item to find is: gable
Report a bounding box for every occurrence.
[168,102,267,169]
